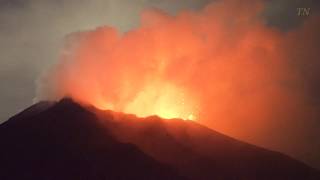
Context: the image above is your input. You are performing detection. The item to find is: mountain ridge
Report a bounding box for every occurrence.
[0,98,187,180]
[1,98,319,180]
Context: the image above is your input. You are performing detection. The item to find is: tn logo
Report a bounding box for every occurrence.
[297,8,311,16]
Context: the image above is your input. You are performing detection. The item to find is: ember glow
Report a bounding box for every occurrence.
[96,80,198,120]
[123,82,198,120]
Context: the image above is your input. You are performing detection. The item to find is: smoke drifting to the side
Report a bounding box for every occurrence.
[36,0,320,167]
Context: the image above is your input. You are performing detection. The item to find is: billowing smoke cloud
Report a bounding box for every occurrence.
[36,0,320,168]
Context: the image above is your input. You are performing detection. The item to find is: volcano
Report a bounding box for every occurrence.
[0,98,319,180]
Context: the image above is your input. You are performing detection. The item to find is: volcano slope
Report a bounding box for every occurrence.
[0,98,319,180]
[0,99,186,180]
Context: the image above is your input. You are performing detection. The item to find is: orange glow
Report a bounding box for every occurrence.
[92,80,198,120]
[123,82,198,120]
[37,0,320,156]
[36,0,287,126]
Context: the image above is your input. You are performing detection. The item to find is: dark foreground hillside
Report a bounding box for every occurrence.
[0,98,319,180]
[0,99,186,180]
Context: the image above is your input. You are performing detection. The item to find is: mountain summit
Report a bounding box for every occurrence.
[0,98,319,180]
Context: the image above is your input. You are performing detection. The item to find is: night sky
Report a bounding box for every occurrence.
[0,0,320,169]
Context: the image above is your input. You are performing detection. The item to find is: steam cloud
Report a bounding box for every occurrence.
[36,0,320,167]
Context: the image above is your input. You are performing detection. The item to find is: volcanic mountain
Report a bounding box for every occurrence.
[0,98,319,180]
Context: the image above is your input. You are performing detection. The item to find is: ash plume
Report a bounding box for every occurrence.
[35,0,320,168]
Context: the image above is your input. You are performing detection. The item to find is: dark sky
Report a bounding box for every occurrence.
[0,0,319,168]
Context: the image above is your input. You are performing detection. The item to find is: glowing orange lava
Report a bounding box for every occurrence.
[94,80,198,120]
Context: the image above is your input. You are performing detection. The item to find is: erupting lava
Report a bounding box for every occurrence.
[123,82,198,120]
[95,81,198,120]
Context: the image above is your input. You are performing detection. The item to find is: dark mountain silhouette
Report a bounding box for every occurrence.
[0,98,186,180]
[1,98,320,180]
[93,107,320,180]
